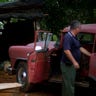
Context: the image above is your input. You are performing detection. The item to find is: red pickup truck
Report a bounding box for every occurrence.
[9,24,96,92]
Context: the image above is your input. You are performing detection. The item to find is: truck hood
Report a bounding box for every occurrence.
[9,45,34,59]
[27,41,56,51]
[9,41,56,59]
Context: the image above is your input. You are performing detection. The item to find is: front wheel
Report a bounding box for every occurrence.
[16,61,32,92]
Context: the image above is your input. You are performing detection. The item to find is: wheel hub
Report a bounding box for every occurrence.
[18,68,27,85]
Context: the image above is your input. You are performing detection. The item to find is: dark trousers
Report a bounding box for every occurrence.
[60,62,76,96]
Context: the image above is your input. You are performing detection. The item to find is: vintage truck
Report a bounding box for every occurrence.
[9,24,96,92]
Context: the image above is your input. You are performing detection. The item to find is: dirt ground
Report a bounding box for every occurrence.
[0,71,61,96]
[0,71,96,96]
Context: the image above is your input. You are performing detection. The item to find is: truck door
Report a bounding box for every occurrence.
[33,31,52,82]
[89,34,96,80]
[89,53,96,80]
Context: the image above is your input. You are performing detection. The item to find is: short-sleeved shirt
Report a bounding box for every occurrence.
[61,32,81,64]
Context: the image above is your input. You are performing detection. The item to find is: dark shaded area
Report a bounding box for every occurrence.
[0,20,34,61]
[50,49,62,76]
[0,0,44,62]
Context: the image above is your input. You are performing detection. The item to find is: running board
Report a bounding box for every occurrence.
[48,75,62,83]
[48,76,89,88]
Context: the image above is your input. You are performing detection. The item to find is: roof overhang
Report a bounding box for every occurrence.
[0,1,43,20]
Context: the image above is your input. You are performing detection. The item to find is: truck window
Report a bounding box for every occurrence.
[77,33,94,44]
[35,32,52,51]
[77,33,94,52]
[38,32,47,42]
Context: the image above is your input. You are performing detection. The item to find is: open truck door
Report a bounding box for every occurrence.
[89,34,96,82]
[29,30,53,83]
[89,53,96,80]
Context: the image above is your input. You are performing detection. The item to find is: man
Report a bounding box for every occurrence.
[61,20,91,96]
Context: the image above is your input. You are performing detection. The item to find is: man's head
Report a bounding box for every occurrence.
[70,20,81,34]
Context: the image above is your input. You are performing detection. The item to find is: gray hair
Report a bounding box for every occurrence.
[70,20,81,30]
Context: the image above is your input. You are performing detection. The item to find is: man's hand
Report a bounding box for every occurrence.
[73,61,80,69]
[60,26,70,32]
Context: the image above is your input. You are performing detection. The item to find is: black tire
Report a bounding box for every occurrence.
[16,61,32,92]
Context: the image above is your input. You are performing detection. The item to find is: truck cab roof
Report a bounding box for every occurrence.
[62,24,96,34]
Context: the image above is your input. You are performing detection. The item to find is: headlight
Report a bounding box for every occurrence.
[27,53,30,57]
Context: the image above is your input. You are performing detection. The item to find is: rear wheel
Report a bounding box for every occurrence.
[16,61,32,92]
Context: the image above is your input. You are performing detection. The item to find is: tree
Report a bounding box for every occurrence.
[42,0,96,35]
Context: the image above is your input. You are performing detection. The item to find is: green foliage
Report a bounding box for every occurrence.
[41,0,96,35]
[0,0,9,2]
[10,18,18,23]
[0,0,95,35]
[53,34,58,41]
[0,21,4,29]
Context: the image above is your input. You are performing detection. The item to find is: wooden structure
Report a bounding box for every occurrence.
[0,0,44,61]
[0,0,43,20]
[0,83,22,90]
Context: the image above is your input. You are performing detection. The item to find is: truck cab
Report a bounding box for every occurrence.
[60,24,96,86]
[9,24,96,92]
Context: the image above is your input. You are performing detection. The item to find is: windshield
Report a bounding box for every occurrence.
[35,31,52,51]
[38,32,47,42]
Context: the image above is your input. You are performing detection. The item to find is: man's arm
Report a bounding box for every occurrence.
[80,47,91,56]
[64,50,80,69]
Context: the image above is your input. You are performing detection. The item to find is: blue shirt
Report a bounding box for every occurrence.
[61,32,81,64]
